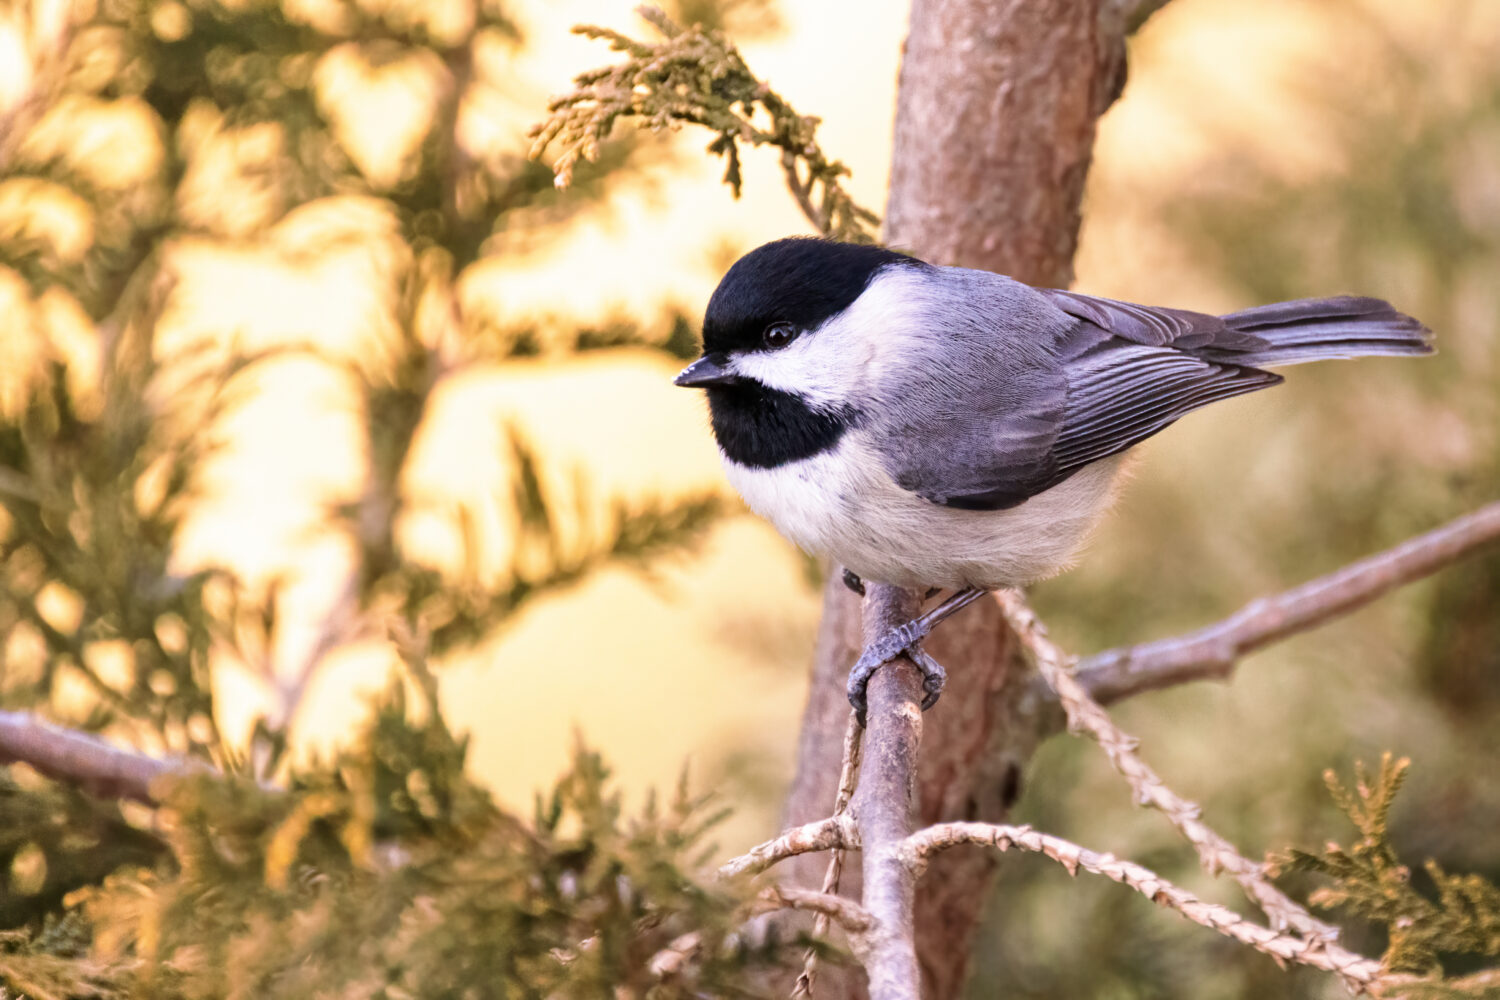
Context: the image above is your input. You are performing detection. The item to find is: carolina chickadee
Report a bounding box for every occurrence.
[674,238,1432,722]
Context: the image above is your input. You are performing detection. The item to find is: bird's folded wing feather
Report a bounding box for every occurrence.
[1050,345,1281,473]
[880,288,1281,511]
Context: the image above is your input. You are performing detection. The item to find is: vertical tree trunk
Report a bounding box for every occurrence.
[781,1,1132,996]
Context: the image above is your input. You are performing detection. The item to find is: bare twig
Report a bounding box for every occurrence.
[995,591,1340,942]
[753,886,876,936]
[900,822,1384,992]
[793,711,864,997]
[719,814,856,880]
[1076,502,1500,705]
[853,584,927,1000]
[0,710,208,803]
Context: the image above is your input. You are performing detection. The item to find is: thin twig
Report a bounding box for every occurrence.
[793,711,864,998]
[900,822,1384,992]
[853,584,927,1000]
[995,590,1340,942]
[781,150,827,234]
[1075,502,1500,705]
[0,710,207,803]
[752,886,876,936]
[719,815,855,879]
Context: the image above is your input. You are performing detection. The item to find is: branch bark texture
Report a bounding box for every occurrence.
[851,585,927,999]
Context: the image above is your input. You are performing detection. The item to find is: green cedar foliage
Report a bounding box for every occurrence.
[529,7,878,244]
[1273,756,1500,991]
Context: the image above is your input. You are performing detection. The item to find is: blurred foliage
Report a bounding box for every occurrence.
[529,6,878,243]
[2,0,761,992]
[0,282,234,755]
[0,0,734,759]
[1272,756,1500,981]
[4,677,800,998]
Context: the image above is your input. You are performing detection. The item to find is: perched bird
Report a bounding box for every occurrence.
[674,237,1432,723]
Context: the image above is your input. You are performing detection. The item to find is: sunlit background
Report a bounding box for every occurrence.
[2,0,1497,994]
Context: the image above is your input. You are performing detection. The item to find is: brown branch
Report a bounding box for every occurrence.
[995,591,1340,941]
[1076,501,1500,705]
[0,710,208,803]
[852,584,927,1000]
[900,822,1384,993]
[720,815,856,880]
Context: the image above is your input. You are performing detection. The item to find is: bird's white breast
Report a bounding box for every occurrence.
[722,436,1124,590]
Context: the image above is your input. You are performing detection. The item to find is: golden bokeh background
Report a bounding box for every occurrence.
[3,4,1498,977]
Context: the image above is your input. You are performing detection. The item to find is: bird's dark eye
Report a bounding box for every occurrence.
[763,323,798,349]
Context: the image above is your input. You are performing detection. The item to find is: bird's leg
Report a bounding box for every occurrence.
[841,568,865,596]
[847,587,988,726]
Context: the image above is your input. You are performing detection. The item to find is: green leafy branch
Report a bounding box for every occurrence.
[528,5,879,243]
[1271,754,1500,988]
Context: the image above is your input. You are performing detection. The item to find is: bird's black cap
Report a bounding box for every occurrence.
[702,238,925,353]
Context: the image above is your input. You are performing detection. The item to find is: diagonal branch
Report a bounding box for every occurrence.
[1075,502,1500,705]
[996,591,1340,942]
[900,822,1383,992]
[0,710,208,803]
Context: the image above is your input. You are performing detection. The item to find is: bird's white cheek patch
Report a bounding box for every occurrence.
[729,341,843,410]
[732,330,877,412]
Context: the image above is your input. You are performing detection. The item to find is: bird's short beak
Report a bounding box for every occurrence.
[673,354,736,388]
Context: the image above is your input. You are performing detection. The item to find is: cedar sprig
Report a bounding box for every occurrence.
[1272,754,1500,980]
[528,5,879,243]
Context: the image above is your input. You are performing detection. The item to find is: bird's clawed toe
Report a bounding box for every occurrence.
[846,619,946,727]
[906,645,948,710]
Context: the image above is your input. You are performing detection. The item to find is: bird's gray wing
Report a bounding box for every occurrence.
[1047,344,1281,475]
[881,287,1281,511]
[1038,288,1269,352]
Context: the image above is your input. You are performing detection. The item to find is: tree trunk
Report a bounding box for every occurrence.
[781,1,1130,996]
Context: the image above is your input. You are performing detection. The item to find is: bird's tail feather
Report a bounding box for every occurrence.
[1207,296,1433,367]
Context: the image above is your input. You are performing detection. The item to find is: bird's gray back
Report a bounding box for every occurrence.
[868,267,1075,509]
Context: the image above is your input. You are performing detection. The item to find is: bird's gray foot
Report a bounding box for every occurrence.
[847,619,946,726]
[845,587,988,726]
